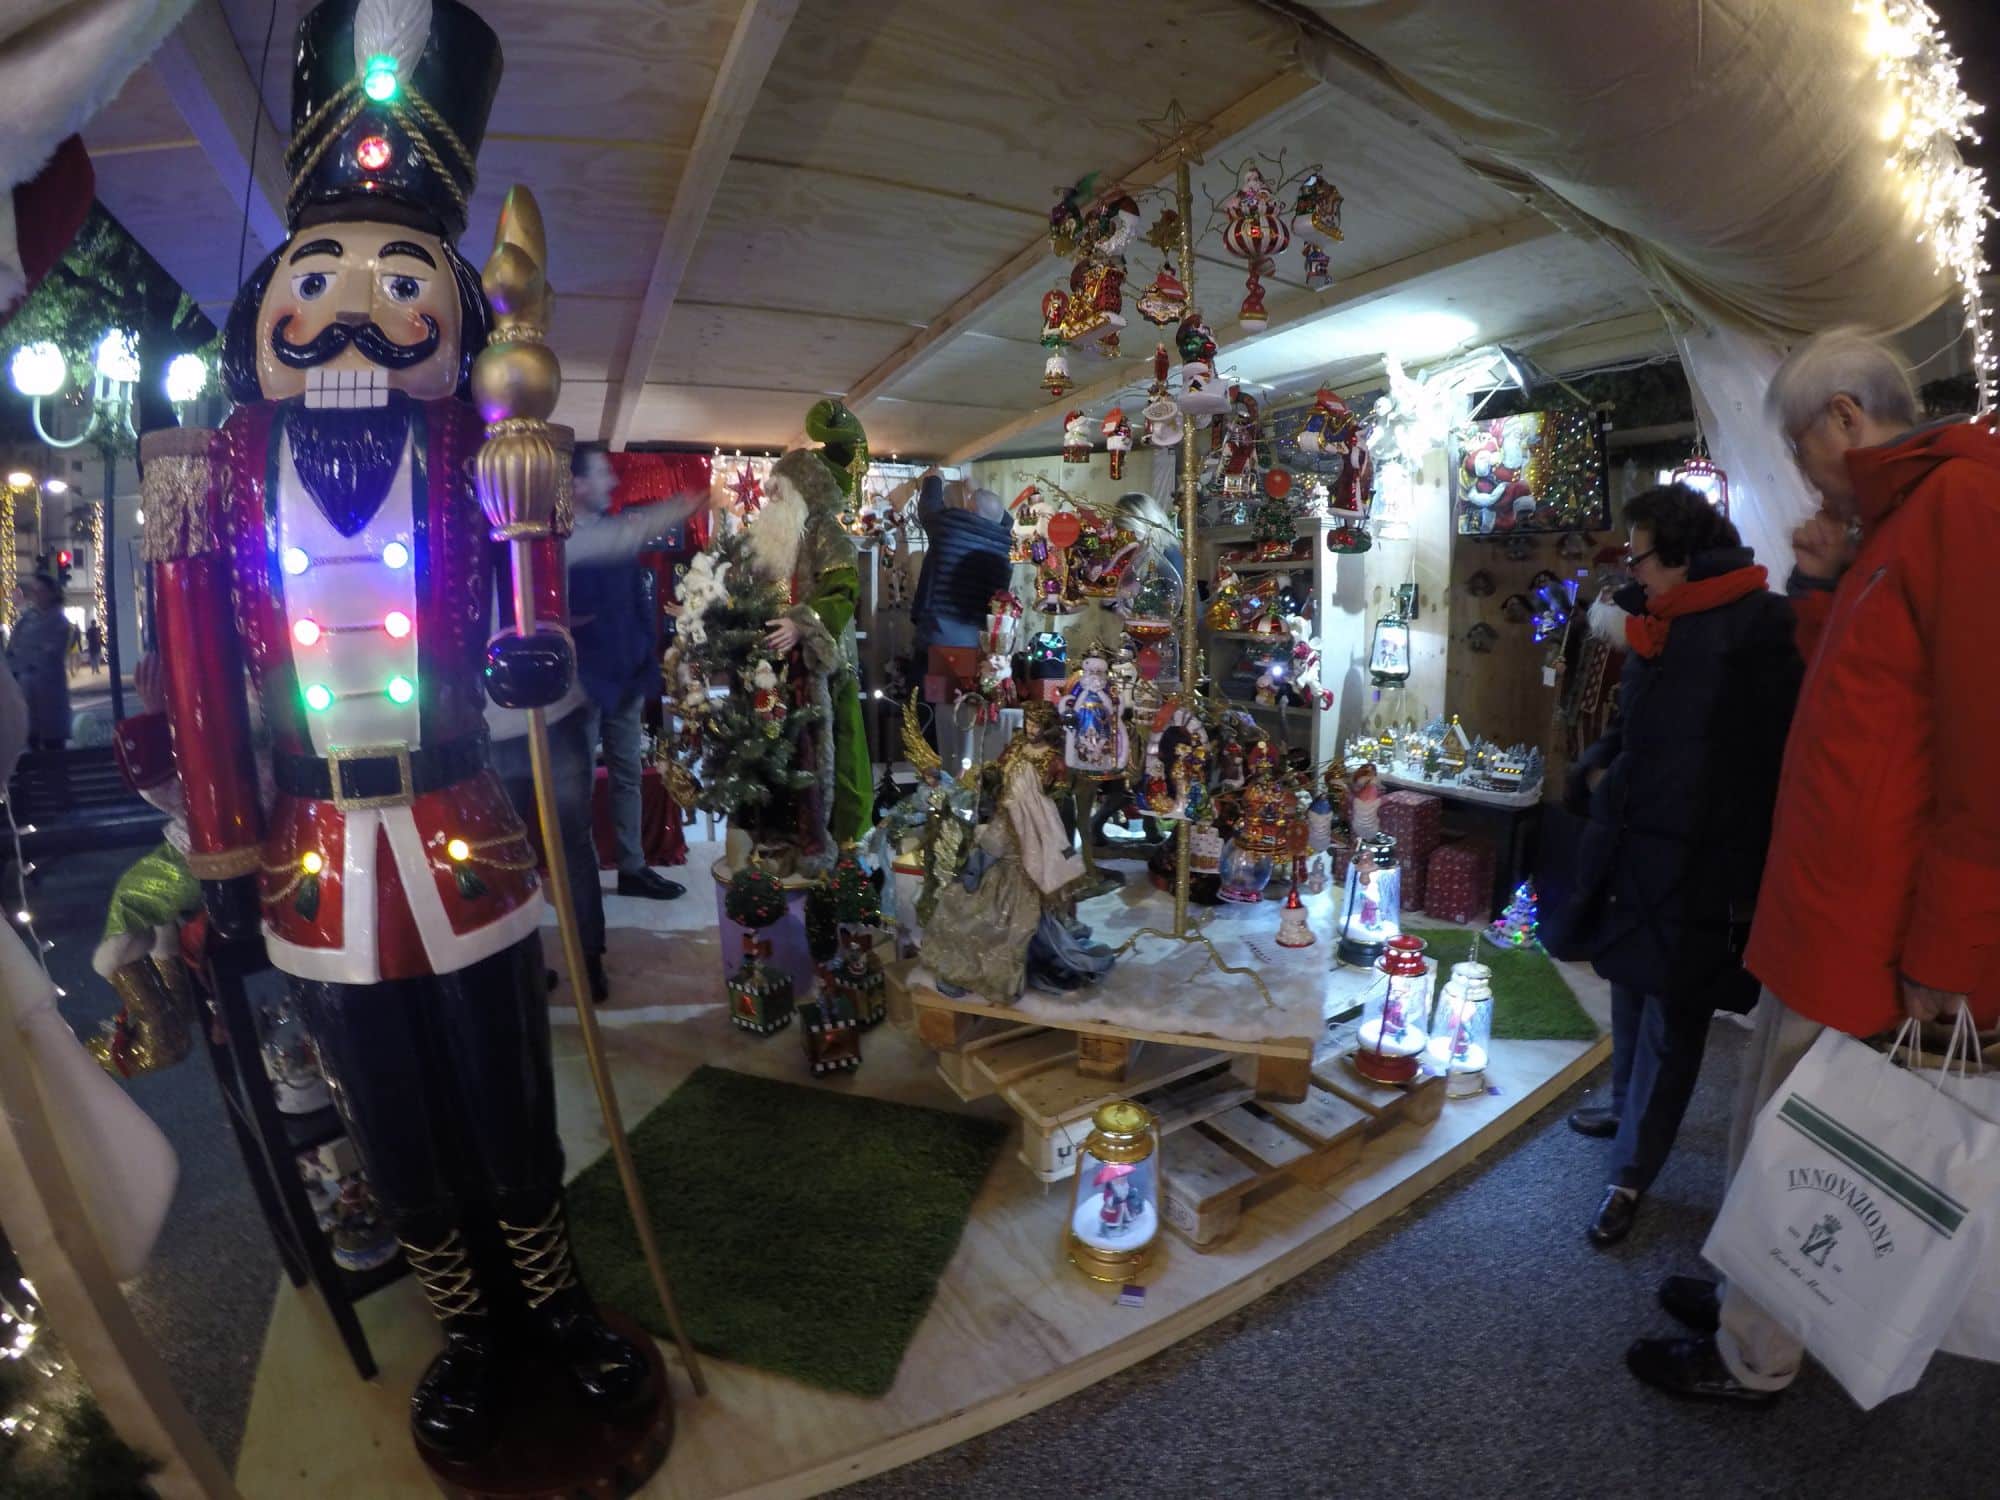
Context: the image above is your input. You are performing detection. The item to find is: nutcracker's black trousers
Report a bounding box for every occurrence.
[290,934,564,1252]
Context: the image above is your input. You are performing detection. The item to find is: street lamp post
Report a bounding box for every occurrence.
[9,334,205,726]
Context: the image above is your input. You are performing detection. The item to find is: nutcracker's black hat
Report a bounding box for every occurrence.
[284,0,501,240]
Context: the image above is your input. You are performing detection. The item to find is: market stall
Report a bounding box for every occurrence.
[1,0,1988,1496]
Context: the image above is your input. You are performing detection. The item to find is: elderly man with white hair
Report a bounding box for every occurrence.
[1629,329,2000,1407]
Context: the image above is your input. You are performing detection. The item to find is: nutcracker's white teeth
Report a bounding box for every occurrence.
[303,367,390,410]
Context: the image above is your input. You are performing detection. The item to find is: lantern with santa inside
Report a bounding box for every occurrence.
[1066,1099,1161,1282]
[1354,933,1434,1085]
[1338,831,1402,965]
[1427,957,1494,1097]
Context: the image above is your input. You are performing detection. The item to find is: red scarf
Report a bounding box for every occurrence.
[1623,565,1768,658]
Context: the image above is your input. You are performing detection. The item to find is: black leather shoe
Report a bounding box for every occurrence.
[1568,1105,1620,1138]
[586,953,610,1005]
[533,1290,652,1412]
[1588,1186,1640,1247]
[1659,1275,1722,1334]
[617,868,686,900]
[1626,1336,1779,1408]
[411,1330,501,1458]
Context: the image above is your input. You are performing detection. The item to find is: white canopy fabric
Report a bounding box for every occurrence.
[1302,0,1954,344]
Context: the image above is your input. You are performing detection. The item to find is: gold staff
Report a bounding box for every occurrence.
[471,185,707,1396]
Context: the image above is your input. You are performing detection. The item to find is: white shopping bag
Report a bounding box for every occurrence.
[1702,1018,2000,1408]
[1929,1016,2000,1363]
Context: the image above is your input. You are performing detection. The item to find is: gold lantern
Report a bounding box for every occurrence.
[1067,1100,1161,1282]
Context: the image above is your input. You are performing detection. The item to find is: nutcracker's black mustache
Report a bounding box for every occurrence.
[271,314,441,370]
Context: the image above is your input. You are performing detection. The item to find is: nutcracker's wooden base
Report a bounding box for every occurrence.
[417,1312,672,1500]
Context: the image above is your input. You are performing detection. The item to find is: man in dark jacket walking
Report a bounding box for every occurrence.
[1557,487,1802,1248]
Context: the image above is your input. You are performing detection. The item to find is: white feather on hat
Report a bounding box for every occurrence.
[354,0,433,81]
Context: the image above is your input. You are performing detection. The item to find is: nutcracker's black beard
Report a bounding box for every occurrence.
[285,393,414,538]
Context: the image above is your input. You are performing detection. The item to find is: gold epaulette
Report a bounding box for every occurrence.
[140,426,221,562]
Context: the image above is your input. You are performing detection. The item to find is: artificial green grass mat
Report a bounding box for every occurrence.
[566,1064,1008,1397]
[1404,925,1600,1042]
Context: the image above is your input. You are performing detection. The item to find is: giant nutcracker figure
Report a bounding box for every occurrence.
[138,0,669,1464]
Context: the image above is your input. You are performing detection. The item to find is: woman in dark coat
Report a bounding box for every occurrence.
[1554,486,1802,1247]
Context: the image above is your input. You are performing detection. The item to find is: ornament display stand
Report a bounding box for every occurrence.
[205,941,403,1380]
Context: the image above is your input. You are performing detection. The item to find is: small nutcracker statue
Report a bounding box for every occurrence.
[727,932,796,1035]
[819,926,888,1030]
[800,985,863,1075]
[139,0,651,1460]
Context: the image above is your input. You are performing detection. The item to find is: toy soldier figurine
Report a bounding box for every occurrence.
[140,0,648,1458]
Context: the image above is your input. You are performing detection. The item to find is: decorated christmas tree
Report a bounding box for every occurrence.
[1483,880,1541,951]
[1250,488,1295,555]
[666,533,827,842]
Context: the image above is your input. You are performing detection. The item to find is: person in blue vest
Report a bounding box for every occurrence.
[570,444,686,903]
[909,467,1014,657]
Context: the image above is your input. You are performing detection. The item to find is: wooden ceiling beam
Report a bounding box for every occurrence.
[599,0,802,450]
[843,68,1328,414]
[946,215,1560,463]
[150,0,290,258]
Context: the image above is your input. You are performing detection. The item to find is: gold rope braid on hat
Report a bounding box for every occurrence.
[284,80,476,225]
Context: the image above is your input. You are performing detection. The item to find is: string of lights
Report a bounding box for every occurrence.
[1860,0,1996,407]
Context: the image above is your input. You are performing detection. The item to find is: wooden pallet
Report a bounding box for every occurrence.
[905,974,1315,1103]
[1160,1056,1447,1250]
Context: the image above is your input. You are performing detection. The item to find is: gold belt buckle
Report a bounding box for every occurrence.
[327,744,416,811]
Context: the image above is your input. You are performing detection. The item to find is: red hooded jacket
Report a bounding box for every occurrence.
[1745,418,2000,1035]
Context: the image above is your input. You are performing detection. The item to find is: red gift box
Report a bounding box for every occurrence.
[1379,791,1443,863]
[1402,856,1428,915]
[1425,840,1496,924]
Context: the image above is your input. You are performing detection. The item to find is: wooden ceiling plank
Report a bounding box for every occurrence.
[945,215,1560,463]
[599,0,802,450]
[150,0,290,259]
[843,68,1328,413]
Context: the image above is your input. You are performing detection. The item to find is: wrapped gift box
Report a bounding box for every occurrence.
[1402,855,1428,914]
[1379,790,1443,862]
[1426,840,1496,924]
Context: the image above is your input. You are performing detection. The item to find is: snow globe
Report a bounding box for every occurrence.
[1336,831,1402,965]
[1354,934,1434,1085]
[1067,1099,1161,1282]
[1426,958,1494,1097]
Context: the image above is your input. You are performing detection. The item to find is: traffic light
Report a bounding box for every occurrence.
[54,549,72,590]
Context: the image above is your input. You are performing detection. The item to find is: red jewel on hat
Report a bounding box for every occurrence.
[355,135,393,172]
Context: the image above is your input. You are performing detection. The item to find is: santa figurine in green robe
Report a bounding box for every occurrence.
[747,444,871,859]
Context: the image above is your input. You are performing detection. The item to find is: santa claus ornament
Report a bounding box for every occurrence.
[1102,407,1134,478]
[1061,410,1095,465]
